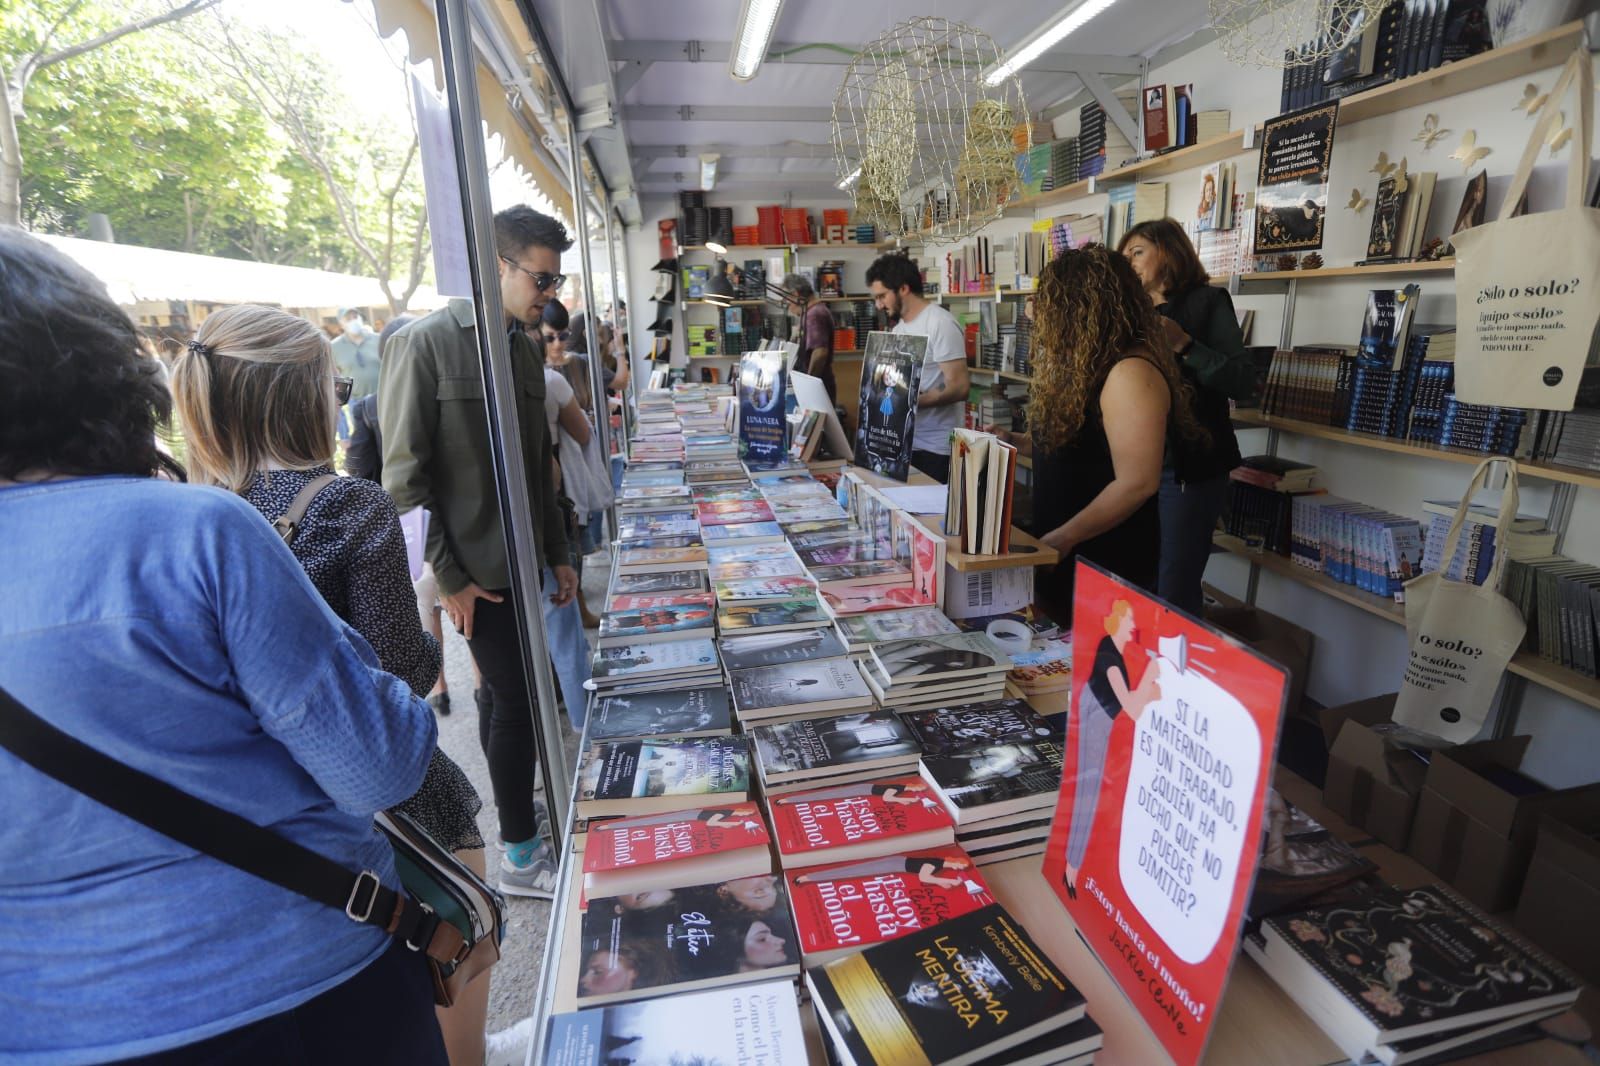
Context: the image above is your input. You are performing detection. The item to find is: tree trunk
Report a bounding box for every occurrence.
[0,74,25,228]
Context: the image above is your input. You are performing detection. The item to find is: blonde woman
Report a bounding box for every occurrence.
[171,304,490,1066]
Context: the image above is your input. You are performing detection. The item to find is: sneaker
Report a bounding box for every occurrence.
[499,848,558,899]
[426,691,451,717]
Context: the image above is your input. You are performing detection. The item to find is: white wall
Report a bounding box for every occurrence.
[1025,35,1600,786]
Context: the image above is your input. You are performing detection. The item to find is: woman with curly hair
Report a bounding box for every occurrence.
[990,245,1203,610]
[0,232,443,1060]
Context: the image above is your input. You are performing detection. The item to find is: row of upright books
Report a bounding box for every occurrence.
[546,391,1104,1066]
[1277,0,1495,113]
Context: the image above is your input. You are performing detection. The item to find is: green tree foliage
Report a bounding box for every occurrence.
[4,0,428,309]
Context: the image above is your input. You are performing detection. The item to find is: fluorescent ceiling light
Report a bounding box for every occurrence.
[700,153,719,192]
[984,0,1120,86]
[836,165,862,190]
[729,0,784,81]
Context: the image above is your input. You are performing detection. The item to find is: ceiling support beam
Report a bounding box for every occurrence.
[1078,69,1144,147]
[609,39,1145,77]
[625,104,969,124]
[613,59,652,97]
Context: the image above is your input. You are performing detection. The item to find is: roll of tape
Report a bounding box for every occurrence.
[985,619,1033,656]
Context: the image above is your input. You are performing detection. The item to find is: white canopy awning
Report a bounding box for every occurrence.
[37,234,450,313]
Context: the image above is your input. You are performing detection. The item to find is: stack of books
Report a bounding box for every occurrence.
[768,774,957,870]
[751,710,921,796]
[1076,91,1137,180]
[574,735,751,820]
[596,591,716,648]
[1278,496,1424,602]
[1419,499,1556,584]
[785,844,996,966]
[918,739,1065,863]
[729,657,875,726]
[714,574,830,635]
[861,633,1015,713]
[1222,456,1321,555]
[1245,883,1580,1065]
[1506,554,1600,677]
[581,804,773,898]
[807,904,1102,1066]
[587,685,733,743]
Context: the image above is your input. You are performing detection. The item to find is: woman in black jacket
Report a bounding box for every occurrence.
[1118,219,1255,615]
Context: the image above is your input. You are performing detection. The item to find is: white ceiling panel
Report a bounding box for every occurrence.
[602,0,1213,173]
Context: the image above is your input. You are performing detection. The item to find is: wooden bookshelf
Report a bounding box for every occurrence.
[1239,259,1457,285]
[1232,410,1600,491]
[968,366,1033,385]
[1212,533,1600,711]
[936,289,998,300]
[1004,178,1095,216]
[818,294,874,303]
[1099,129,1251,184]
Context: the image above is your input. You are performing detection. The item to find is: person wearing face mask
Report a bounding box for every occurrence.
[332,308,382,406]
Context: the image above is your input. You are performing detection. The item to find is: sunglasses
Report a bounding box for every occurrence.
[500,256,566,292]
[543,329,571,344]
[334,376,354,405]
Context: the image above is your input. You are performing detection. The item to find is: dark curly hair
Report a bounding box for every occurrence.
[1026,244,1204,451]
[493,204,573,257]
[0,230,183,481]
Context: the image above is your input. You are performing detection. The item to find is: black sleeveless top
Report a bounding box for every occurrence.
[1028,356,1161,610]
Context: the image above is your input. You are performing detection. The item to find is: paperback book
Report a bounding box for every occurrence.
[751,711,921,784]
[767,776,956,869]
[542,981,806,1066]
[786,845,995,965]
[806,904,1086,1066]
[835,606,962,650]
[869,632,1013,688]
[590,639,720,688]
[853,331,927,482]
[575,736,750,817]
[596,593,716,648]
[702,521,787,546]
[918,741,1066,824]
[582,804,772,897]
[717,595,831,635]
[587,686,733,742]
[900,698,1058,755]
[610,570,707,596]
[577,873,799,1006]
[616,546,709,575]
[730,658,874,720]
[717,626,848,672]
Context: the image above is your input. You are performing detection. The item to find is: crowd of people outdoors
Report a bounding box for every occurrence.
[0,203,628,1065]
[0,186,1242,1062]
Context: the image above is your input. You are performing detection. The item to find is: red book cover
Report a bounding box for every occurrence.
[785,845,994,961]
[1143,84,1171,151]
[583,804,769,875]
[820,582,930,617]
[768,776,955,859]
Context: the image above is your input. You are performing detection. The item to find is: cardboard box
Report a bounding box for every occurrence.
[1320,694,1427,851]
[1514,810,1600,985]
[1206,604,1314,717]
[1407,736,1600,913]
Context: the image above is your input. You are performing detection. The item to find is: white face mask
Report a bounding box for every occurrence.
[342,319,363,338]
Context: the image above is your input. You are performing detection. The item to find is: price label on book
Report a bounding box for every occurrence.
[1042,560,1288,1066]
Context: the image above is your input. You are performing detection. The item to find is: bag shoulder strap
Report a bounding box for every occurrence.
[0,683,440,950]
[273,473,338,545]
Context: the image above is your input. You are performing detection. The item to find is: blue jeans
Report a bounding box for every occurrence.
[540,565,592,731]
[610,455,624,494]
[1157,468,1231,616]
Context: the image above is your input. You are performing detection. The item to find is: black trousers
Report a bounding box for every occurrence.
[117,937,446,1064]
[911,448,951,484]
[465,592,540,844]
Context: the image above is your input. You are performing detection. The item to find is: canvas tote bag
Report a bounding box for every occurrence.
[1451,48,1600,410]
[1394,459,1527,742]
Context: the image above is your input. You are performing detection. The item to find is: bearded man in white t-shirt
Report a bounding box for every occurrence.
[865,254,971,483]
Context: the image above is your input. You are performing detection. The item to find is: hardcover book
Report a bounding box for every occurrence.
[730,658,873,719]
[786,845,995,965]
[918,741,1066,824]
[576,736,750,817]
[752,711,921,783]
[854,331,927,483]
[542,981,807,1066]
[587,686,733,742]
[805,904,1086,1066]
[1254,883,1580,1058]
[1245,790,1378,921]
[900,698,1058,755]
[768,776,956,868]
[582,804,772,897]
[717,626,848,672]
[577,873,799,1006]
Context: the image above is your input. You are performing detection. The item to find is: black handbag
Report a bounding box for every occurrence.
[0,684,502,1006]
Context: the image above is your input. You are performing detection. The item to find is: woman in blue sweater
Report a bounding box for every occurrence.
[0,231,446,1064]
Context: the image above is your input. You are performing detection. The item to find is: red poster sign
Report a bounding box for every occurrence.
[1041,561,1287,1066]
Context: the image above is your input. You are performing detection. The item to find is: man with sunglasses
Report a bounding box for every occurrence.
[379,205,577,900]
